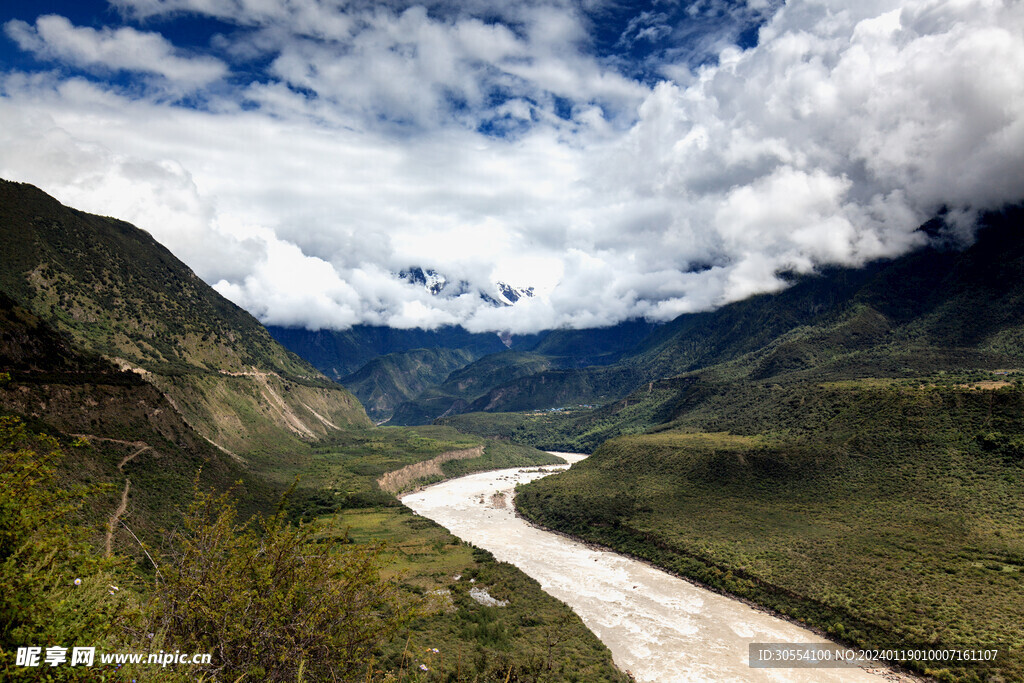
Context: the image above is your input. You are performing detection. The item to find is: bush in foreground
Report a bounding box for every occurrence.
[0,415,415,681]
[151,487,414,681]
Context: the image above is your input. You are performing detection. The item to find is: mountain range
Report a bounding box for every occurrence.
[0,179,631,681]
[268,207,1024,432]
[269,318,658,422]
[439,204,1024,450]
[3,178,1024,680]
[0,178,374,540]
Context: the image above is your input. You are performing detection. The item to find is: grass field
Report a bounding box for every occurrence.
[314,502,629,681]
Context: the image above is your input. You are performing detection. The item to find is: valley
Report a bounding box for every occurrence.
[0,181,624,681]
[2,180,1023,681]
[2,0,1023,680]
[402,459,904,682]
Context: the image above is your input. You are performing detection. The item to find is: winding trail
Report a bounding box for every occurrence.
[72,434,151,472]
[117,444,150,471]
[72,434,147,453]
[105,478,130,558]
[75,434,150,556]
[106,444,144,556]
[402,455,910,683]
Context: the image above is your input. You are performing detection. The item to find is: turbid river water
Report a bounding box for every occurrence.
[401,453,904,683]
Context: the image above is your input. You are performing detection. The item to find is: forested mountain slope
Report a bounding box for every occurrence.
[0,180,370,455]
[338,347,474,422]
[266,323,510,379]
[0,292,274,542]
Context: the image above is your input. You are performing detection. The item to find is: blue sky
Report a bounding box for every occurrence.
[1,0,1023,332]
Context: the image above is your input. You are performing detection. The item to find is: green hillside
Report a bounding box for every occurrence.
[0,179,370,454]
[388,352,558,425]
[494,206,1024,681]
[340,347,474,422]
[389,349,642,426]
[0,182,305,375]
[0,292,275,541]
[517,383,1024,681]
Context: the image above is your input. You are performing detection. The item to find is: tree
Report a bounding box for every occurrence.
[150,486,414,681]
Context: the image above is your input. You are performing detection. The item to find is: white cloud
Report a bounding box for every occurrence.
[0,82,261,282]
[588,0,1024,311]
[1,0,1023,334]
[4,15,227,88]
[244,3,647,131]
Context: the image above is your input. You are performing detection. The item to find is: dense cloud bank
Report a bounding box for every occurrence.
[1,0,1023,333]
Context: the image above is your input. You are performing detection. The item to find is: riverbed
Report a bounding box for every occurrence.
[401,454,900,683]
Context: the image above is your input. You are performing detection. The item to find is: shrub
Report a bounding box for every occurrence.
[0,415,416,681]
[150,486,414,681]
[0,416,139,680]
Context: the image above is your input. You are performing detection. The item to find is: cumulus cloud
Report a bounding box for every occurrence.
[1,0,1023,333]
[246,3,647,131]
[0,83,263,282]
[589,0,1024,312]
[4,15,227,88]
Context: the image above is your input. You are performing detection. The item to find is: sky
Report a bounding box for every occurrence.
[1,0,1023,334]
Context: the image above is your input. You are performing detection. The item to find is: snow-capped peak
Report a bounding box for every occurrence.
[495,282,535,306]
[397,268,534,308]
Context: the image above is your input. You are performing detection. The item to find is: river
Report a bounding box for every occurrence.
[401,454,901,683]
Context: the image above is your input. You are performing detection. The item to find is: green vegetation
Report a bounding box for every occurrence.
[0,179,369,457]
[0,416,138,680]
[340,347,475,422]
[439,400,654,453]
[333,508,629,682]
[0,416,624,681]
[0,417,410,681]
[518,384,1024,681]
[389,352,561,425]
[152,487,411,682]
